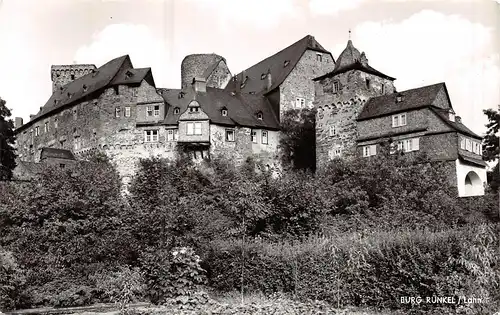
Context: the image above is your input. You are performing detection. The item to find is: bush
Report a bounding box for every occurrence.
[204,224,500,314]
[140,247,207,305]
[0,249,27,311]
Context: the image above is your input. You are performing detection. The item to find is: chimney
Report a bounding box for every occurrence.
[456,116,461,123]
[14,117,23,128]
[192,77,207,93]
[266,70,272,90]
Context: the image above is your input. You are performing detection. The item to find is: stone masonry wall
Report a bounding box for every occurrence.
[51,64,97,93]
[279,49,335,120]
[16,79,172,180]
[315,70,395,168]
[206,60,232,89]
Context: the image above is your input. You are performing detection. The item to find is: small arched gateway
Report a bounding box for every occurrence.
[464,171,483,197]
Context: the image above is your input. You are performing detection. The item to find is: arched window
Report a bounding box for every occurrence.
[257,112,263,120]
[173,107,180,115]
[221,108,228,116]
[464,171,483,196]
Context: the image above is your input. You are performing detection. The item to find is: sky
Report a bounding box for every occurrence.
[0,0,498,136]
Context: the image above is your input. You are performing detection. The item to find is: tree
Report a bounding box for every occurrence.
[482,108,499,193]
[279,108,316,172]
[0,98,16,181]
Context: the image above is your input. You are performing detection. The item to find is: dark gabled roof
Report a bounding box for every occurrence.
[429,107,482,140]
[357,82,447,121]
[313,61,395,81]
[314,40,395,81]
[224,35,333,95]
[159,87,279,130]
[111,67,152,85]
[40,147,76,161]
[16,55,140,132]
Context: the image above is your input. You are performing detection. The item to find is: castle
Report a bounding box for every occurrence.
[12,35,487,197]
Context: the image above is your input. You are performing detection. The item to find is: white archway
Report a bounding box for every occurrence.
[464,171,482,196]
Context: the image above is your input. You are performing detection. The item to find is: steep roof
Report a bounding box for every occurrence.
[40,147,76,161]
[17,55,141,132]
[358,83,446,121]
[430,107,482,139]
[314,40,395,81]
[357,82,482,140]
[160,87,279,130]
[225,35,333,95]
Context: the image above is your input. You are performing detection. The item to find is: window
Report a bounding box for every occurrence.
[329,125,336,137]
[54,117,58,129]
[328,145,342,159]
[147,106,153,117]
[316,53,323,62]
[187,122,202,136]
[262,130,268,144]
[115,107,121,117]
[144,130,159,142]
[381,84,385,94]
[460,137,466,150]
[73,109,77,120]
[70,74,75,80]
[392,113,407,127]
[113,86,119,95]
[35,126,39,136]
[333,81,340,93]
[60,163,65,169]
[173,107,180,115]
[226,129,235,142]
[131,89,138,97]
[366,79,371,89]
[251,130,257,143]
[295,97,305,108]
[466,139,472,151]
[257,112,263,120]
[173,129,179,141]
[396,95,404,103]
[222,109,228,116]
[189,107,199,113]
[362,144,377,157]
[390,138,420,154]
[167,129,174,141]
[154,105,160,117]
[44,121,49,133]
[125,107,131,117]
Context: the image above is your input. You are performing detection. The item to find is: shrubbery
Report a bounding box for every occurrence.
[204,224,500,314]
[0,150,498,311]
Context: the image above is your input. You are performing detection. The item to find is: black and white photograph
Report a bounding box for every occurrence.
[0,0,499,314]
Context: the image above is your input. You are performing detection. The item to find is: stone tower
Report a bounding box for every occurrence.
[51,64,97,93]
[313,40,396,168]
[180,54,232,89]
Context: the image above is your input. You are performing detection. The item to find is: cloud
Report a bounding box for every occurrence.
[350,10,499,134]
[184,0,301,30]
[309,0,365,16]
[74,24,173,87]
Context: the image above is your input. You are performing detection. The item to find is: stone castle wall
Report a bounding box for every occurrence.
[314,70,395,168]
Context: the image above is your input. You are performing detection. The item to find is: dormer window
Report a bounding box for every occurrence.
[396,95,404,103]
[257,112,263,120]
[178,92,185,99]
[261,73,266,80]
[83,84,88,92]
[173,107,180,115]
[448,110,455,122]
[221,108,228,117]
[125,70,133,78]
[284,60,290,67]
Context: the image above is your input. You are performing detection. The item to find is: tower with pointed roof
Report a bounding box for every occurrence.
[313,39,396,168]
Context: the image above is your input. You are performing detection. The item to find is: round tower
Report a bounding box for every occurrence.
[180,53,226,89]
